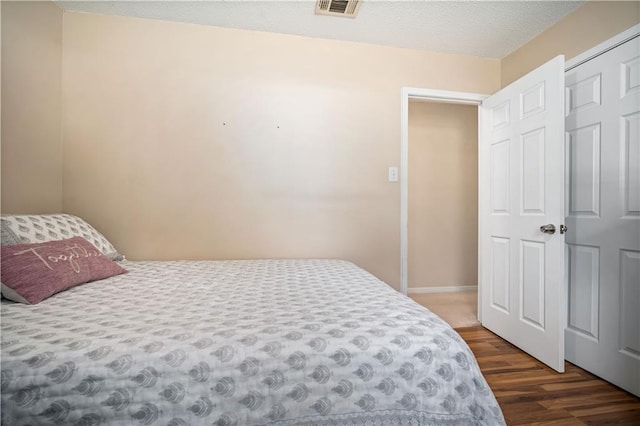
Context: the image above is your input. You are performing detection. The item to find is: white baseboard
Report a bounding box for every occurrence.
[408,285,477,294]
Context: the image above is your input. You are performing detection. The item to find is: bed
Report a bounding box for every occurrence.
[1,215,505,426]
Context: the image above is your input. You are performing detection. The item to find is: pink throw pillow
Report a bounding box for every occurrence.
[1,237,127,304]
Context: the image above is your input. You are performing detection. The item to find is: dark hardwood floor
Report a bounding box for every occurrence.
[457,326,640,426]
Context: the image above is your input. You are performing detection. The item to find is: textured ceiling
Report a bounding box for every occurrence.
[55,1,585,59]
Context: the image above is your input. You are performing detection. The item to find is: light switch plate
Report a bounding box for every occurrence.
[388,166,399,182]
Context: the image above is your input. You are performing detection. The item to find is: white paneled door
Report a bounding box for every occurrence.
[565,37,640,397]
[480,56,566,372]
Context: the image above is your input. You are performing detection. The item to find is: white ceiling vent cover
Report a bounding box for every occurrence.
[315,0,362,18]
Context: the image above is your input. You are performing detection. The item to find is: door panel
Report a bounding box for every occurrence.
[480,55,566,372]
[521,128,545,214]
[620,250,640,358]
[520,240,545,328]
[491,236,510,312]
[490,140,510,213]
[566,73,601,114]
[623,112,640,215]
[566,243,599,340]
[565,37,640,397]
[566,125,600,216]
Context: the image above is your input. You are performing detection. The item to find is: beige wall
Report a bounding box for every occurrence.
[502,1,640,86]
[408,102,478,289]
[61,12,500,289]
[1,1,62,213]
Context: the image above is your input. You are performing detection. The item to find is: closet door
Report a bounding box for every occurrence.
[565,37,640,397]
[479,55,566,372]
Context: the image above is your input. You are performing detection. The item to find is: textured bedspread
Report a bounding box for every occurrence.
[1,259,505,425]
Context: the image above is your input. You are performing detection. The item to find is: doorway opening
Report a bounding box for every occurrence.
[400,87,487,326]
[406,100,480,328]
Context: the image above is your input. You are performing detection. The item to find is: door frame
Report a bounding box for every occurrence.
[399,88,488,302]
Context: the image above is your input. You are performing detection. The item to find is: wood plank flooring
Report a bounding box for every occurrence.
[458,326,640,425]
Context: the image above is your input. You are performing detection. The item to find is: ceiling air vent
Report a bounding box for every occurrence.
[316,0,362,18]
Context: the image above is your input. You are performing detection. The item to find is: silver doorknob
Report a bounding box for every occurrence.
[540,224,556,234]
[560,224,568,234]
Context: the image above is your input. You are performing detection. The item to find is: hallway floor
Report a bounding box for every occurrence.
[409,290,479,328]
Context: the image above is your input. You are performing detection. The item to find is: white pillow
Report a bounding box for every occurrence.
[0,223,21,246]
[0,214,123,261]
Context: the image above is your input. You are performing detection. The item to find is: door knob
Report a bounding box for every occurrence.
[560,224,568,234]
[540,224,556,234]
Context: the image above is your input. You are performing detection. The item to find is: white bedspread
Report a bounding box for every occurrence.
[1,259,505,425]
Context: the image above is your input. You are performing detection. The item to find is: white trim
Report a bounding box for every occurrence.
[408,286,478,294]
[403,87,487,105]
[400,88,488,296]
[565,23,640,71]
[477,106,485,323]
[400,87,409,296]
